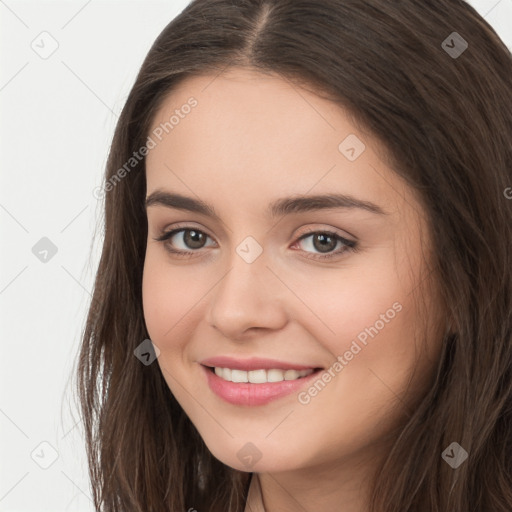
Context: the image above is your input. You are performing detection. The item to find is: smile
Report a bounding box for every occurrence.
[212,367,314,383]
[201,364,323,406]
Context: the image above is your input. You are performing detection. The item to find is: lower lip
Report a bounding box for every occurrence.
[201,364,322,406]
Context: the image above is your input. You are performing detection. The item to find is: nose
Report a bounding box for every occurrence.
[205,249,288,341]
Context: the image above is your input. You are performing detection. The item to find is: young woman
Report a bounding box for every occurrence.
[76,1,512,510]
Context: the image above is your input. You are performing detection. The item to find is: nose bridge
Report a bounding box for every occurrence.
[224,256,265,300]
[215,243,271,309]
[221,232,270,293]
[206,238,287,337]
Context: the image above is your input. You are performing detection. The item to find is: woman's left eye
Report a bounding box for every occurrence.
[293,231,358,260]
[154,227,358,260]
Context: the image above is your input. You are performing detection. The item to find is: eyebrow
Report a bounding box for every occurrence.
[145,190,388,218]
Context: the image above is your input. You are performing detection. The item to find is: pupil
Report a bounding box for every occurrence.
[314,234,336,253]
[185,230,205,249]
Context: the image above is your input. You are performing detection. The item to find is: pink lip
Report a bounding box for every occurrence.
[200,356,319,371]
[200,364,322,406]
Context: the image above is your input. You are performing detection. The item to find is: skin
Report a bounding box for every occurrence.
[142,67,445,512]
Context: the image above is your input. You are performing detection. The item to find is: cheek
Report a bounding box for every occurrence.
[142,252,200,344]
[290,253,422,393]
[290,254,410,348]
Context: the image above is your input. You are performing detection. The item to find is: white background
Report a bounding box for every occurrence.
[1,1,511,510]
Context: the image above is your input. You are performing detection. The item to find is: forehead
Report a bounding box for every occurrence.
[149,68,359,153]
[145,68,414,219]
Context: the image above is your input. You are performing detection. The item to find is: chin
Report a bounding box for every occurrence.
[204,437,309,473]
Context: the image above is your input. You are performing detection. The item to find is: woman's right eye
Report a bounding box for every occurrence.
[154,228,216,257]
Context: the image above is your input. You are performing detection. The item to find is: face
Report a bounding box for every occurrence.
[142,67,444,475]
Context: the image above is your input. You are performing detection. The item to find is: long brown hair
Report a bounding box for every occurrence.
[75,1,512,510]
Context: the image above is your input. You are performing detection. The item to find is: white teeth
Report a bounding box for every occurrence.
[267,369,285,382]
[231,369,248,383]
[248,369,267,383]
[212,367,314,383]
[284,369,300,380]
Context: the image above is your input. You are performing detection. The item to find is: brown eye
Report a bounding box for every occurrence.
[155,228,216,255]
[311,233,338,253]
[182,229,207,249]
[294,231,357,260]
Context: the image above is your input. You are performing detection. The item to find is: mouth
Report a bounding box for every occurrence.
[204,365,322,383]
[200,360,325,406]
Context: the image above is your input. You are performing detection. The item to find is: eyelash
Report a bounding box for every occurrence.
[153,226,358,261]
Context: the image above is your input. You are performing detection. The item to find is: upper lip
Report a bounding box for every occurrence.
[200,356,322,371]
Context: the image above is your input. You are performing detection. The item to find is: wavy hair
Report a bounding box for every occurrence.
[76,1,512,510]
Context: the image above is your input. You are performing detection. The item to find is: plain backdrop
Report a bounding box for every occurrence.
[1,1,511,510]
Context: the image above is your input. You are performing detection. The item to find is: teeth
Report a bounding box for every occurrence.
[284,369,300,380]
[267,369,285,382]
[212,367,314,383]
[231,369,248,383]
[248,369,267,384]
